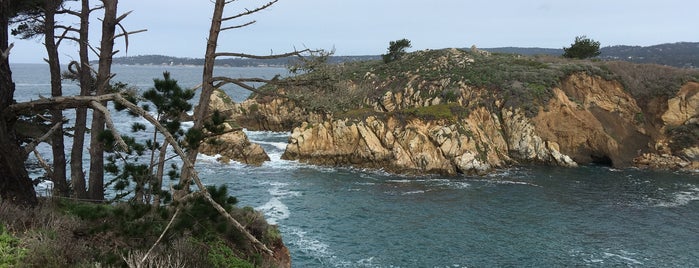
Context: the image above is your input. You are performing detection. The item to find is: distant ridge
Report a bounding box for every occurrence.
[483,42,699,68]
[105,54,380,67]
[108,42,698,68]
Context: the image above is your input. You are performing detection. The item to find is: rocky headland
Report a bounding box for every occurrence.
[221,48,699,175]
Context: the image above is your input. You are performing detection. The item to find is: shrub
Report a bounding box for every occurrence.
[0,224,26,267]
[563,35,601,59]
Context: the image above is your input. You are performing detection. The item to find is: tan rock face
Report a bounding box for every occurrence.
[199,126,270,166]
[533,75,651,167]
[198,89,270,166]
[239,73,699,174]
[662,82,699,126]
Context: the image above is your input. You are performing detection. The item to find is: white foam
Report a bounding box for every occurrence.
[654,185,699,207]
[34,180,54,197]
[402,190,426,195]
[256,197,289,225]
[287,227,331,259]
[602,252,644,265]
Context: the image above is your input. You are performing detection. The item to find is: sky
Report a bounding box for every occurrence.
[8,0,699,63]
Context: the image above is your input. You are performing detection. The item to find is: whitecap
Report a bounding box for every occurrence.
[602,252,644,265]
[256,197,289,225]
[402,190,426,195]
[653,185,699,207]
[286,227,331,260]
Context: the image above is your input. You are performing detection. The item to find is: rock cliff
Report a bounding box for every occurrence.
[235,48,699,174]
[198,89,270,166]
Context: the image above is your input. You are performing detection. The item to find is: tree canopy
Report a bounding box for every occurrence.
[383,38,411,63]
[563,35,601,59]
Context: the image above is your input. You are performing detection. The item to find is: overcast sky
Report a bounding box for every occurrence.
[8,0,699,63]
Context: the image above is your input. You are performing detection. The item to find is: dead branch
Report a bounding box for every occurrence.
[112,94,274,256]
[220,20,255,31]
[115,10,133,23]
[24,121,63,155]
[33,149,53,177]
[140,208,180,265]
[54,26,73,47]
[214,48,311,60]
[5,93,119,116]
[90,101,128,152]
[221,0,278,21]
[1,42,13,60]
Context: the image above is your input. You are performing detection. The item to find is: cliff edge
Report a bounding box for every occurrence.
[232,48,699,174]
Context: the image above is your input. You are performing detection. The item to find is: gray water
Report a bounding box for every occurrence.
[12,63,699,267]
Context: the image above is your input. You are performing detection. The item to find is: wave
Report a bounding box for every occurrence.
[256,197,289,225]
[652,184,699,207]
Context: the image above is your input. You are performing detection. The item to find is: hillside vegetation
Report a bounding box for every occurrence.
[255,48,699,119]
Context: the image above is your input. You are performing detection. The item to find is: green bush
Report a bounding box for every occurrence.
[208,238,254,268]
[0,225,26,267]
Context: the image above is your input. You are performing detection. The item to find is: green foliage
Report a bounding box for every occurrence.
[207,238,254,268]
[0,225,26,267]
[563,35,601,59]
[104,72,195,204]
[383,38,412,63]
[143,71,195,120]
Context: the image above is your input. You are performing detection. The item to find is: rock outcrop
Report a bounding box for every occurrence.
[234,49,699,174]
[198,89,270,166]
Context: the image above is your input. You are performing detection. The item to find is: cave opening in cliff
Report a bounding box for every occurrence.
[590,154,613,166]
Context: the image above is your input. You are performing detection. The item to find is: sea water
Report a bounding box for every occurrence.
[12,63,699,267]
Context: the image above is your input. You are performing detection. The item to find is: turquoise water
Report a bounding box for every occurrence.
[13,64,699,267]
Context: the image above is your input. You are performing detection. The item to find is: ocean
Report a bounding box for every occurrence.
[11,63,699,267]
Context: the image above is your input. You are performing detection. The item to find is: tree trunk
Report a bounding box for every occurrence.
[70,0,91,199]
[88,0,118,201]
[180,0,225,187]
[44,0,68,197]
[0,0,38,206]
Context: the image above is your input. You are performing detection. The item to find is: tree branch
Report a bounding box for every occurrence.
[33,149,53,179]
[111,94,274,256]
[214,48,311,60]
[5,94,119,116]
[220,21,255,31]
[23,121,63,155]
[221,0,278,21]
[90,101,128,152]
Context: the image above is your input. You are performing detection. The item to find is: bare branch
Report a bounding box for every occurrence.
[33,149,53,177]
[55,26,73,47]
[215,48,311,60]
[221,0,278,21]
[24,122,64,155]
[220,20,255,31]
[115,10,133,23]
[140,208,181,265]
[53,25,80,33]
[5,94,119,116]
[90,101,128,152]
[1,43,13,60]
[113,29,147,40]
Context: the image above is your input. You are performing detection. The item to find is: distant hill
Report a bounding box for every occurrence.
[106,54,380,67]
[108,42,698,69]
[483,42,699,68]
